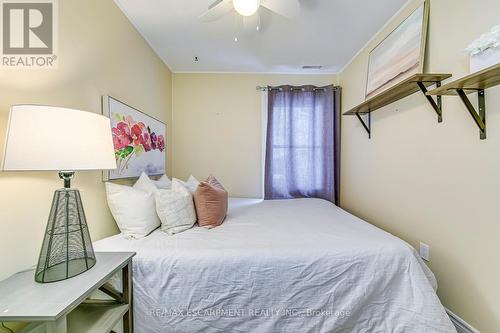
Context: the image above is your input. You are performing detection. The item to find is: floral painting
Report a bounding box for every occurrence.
[103,96,166,180]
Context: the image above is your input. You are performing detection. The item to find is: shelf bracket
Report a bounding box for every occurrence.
[355,112,371,139]
[417,81,443,122]
[456,88,486,140]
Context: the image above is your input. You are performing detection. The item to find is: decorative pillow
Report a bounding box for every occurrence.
[134,172,172,192]
[133,172,157,193]
[105,182,160,239]
[153,174,172,189]
[174,175,200,193]
[194,175,228,229]
[155,179,197,235]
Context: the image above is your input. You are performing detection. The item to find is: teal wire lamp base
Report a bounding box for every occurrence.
[35,171,96,283]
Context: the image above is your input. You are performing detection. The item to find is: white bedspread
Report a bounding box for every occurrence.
[94,198,456,333]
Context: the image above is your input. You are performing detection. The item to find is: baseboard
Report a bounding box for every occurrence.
[446,308,480,333]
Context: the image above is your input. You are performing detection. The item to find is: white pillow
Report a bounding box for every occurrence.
[155,179,196,235]
[174,175,200,193]
[105,182,160,239]
[153,174,172,189]
[134,172,172,192]
[133,172,157,193]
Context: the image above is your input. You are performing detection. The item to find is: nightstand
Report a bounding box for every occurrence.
[0,252,135,333]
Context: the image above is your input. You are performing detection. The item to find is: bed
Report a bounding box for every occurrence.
[94,198,456,333]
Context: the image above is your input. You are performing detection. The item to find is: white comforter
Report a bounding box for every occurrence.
[94,198,456,333]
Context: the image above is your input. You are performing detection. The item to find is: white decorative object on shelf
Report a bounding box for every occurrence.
[470,46,500,73]
[465,25,500,73]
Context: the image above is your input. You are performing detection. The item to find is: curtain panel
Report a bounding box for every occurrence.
[264,85,341,204]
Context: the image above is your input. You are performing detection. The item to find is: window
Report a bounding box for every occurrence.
[264,85,340,204]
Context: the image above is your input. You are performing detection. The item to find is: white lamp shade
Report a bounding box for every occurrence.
[2,105,117,171]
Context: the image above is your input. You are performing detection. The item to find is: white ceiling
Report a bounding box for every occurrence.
[115,0,409,74]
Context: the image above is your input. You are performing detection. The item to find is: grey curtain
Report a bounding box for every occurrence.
[264,85,341,204]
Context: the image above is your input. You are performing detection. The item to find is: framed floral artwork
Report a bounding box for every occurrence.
[102,96,166,181]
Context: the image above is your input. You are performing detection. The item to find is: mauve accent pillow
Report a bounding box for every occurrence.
[194,175,228,229]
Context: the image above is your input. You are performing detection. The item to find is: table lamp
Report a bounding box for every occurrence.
[2,105,116,283]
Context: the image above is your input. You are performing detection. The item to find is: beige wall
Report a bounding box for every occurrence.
[340,0,500,331]
[172,73,338,197]
[0,0,172,281]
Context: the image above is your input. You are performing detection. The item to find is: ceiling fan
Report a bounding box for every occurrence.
[199,0,301,22]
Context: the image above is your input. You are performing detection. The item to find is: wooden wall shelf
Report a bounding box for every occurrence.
[344,73,452,138]
[427,63,500,95]
[427,63,500,139]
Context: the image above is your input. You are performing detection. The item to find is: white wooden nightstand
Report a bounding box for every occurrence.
[0,252,135,333]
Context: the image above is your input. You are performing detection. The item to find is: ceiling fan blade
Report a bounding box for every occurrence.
[199,0,234,22]
[261,0,300,19]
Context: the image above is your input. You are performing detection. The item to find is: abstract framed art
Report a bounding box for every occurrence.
[102,95,166,181]
[365,0,429,98]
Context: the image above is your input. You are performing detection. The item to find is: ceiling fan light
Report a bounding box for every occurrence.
[233,0,260,16]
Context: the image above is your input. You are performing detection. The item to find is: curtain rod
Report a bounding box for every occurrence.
[256,85,340,92]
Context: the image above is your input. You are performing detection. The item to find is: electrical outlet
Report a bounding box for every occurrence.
[420,242,430,261]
